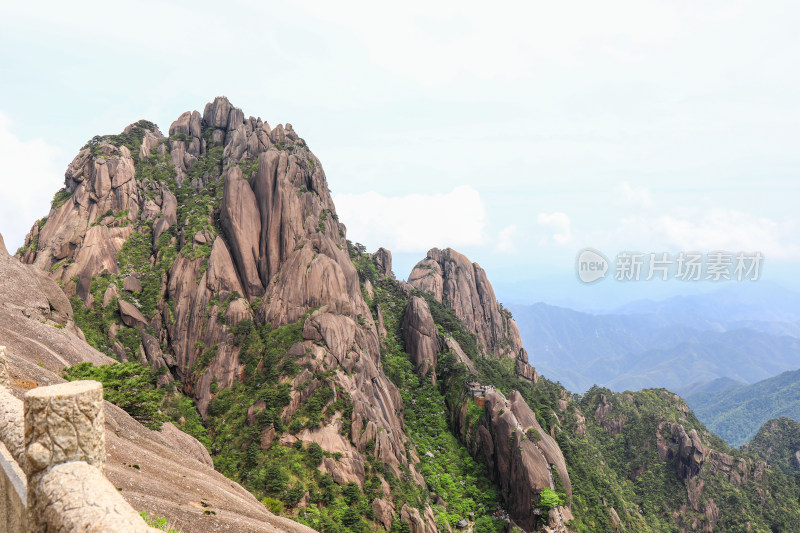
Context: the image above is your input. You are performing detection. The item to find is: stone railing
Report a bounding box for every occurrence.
[0,346,160,532]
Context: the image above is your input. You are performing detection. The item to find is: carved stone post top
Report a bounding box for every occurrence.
[23,380,102,401]
[23,380,105,479]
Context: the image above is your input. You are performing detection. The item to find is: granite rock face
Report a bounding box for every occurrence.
[219,165,263,299]
[454,386,572,531]
[400,503,438,533]
[373,247,393,278]
[401,296,440,381]
[408,248,534,377]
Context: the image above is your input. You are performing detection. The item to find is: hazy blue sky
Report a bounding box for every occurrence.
[1,1,798,306]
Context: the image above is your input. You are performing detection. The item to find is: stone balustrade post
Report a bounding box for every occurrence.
[21,380,158,532]
[0,346,9,388]
[0,346,27,533]
[0,346,24,463]
[23,380,105,530]
[23,380,106,477]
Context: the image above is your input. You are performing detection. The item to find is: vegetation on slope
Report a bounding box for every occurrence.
[686,368,800,447]
[63,361,207,442]
[366,271,505,533]
[565,388,800,532]
[202,314,432,533]
[743,417,800,475]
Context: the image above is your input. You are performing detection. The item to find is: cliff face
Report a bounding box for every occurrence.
[19,98,425,524]
[454,387,572,532]
[408,248,536,379]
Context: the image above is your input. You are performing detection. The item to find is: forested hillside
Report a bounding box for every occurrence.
[685,369,800,447]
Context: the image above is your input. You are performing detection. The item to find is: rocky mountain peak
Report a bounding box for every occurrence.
[16,97,431,528]
[408,247,535,379]
[19,98,353,366]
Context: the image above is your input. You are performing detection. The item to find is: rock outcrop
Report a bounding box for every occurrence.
[373,247,393,278]
[400,503,438,533]
[658,421,765,486]
[408,248,534,377]
[401,296,440,381]
[119,300,148,329]
[455,386,572,531]
[656,419,766,532]
[594,393,626,435]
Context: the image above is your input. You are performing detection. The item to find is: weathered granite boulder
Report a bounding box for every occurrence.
[118,300,148,329]
[123,275,142,293]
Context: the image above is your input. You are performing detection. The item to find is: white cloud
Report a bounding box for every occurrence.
[615,208,800,259]
[617,181,654,208]
[537,212,572,245]
[0,113,62,253]
[333,186,487,253]
[494,225,518,254]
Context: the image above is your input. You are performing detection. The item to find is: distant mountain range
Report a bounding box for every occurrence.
[612,283,800,324]
[508,286,800,394]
